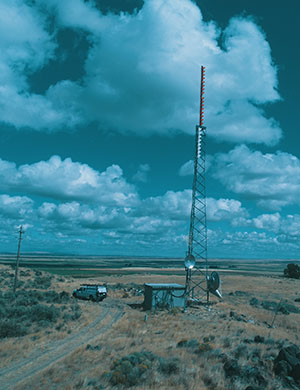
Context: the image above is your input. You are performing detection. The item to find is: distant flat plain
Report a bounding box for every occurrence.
[0,254,299,277]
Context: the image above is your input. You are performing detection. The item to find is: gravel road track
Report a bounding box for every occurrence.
[0,307,124,390]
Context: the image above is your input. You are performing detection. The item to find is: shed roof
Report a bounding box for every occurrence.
[144,283,185,290]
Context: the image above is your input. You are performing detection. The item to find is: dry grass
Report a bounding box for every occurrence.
[0,263,299,389]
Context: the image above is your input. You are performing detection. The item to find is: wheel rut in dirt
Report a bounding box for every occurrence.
[0,308,124,390]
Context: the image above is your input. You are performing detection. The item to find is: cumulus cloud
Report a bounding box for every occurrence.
[233,212,300,237]
[179,155,213,176]
[0,0,80,130]
[36,0,111,33]
[0,151,247,231]
[137,190,191,221]
[213,145,300,209]
[179,160,194,176]
[199,226,300,257]
[132,164,150,183]
[0,0,281,144]
[0,156,138,205]
[228,211,300,254]
[215,230,281,255]
[207,198,248,221]
[38,202,130,231]
[30,180,248,238]
[0,194,33,219]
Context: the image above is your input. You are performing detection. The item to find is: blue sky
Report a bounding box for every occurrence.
[0,0,299,258]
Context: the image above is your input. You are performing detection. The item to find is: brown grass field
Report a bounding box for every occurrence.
[0,258,299,390]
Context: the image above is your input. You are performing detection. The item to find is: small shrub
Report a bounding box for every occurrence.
[169,307,181,315]
[242,366,267,387]
[223,337,231,348]
[249,348,261,363]
[254,335,265,344]
[31,304,59,323]
[203,335,215,342]
[233,344,248,359]
[261,300,300,315]
[32,275,53,289]
[177,338,189,347]
[159,357,180,375]
[0,288,77,338]
[203,373,217,388]
[207,348,225,360]
[195,342,213,355]
[43,290,70,303]
[109,351,157,387]
[250,297,259,306]
[20,270,30,277]
[86,344,102,351]
[265,337,275,345]
[0,319,27,338]
[223,358,240,378]
[177,338,199,349]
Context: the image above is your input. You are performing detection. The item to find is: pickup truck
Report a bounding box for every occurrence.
[72,284,107,302]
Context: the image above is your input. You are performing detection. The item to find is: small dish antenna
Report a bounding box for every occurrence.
[184,254,195,270]
[207,271,222,299]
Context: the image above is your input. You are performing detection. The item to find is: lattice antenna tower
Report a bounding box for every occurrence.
[184,66,221,304]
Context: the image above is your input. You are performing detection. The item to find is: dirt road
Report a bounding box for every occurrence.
[0,306,124,390]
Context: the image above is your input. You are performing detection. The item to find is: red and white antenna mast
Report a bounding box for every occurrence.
[184,66,221,306]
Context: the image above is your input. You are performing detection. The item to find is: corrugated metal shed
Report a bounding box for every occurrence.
[143,283,185,310]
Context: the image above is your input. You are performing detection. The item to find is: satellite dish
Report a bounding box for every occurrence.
[184,254,195,270]
[207,271,222,298]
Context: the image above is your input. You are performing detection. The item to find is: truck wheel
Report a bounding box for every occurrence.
[73,293,77,298]
[89,295,95,301]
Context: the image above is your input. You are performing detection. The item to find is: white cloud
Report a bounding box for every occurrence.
[207,198,248,222]
[137,190,191,221]
[233,212,300,238]
[32,181,247,240]
[179,160,194,176]
[38,202,130,231]
[0,156,138,205]
[179,155,213,176]
[0,0,77,130]
[213,145,300,209]
[36,0,108,33]
[0,0,281,144]
[252,213,281,231]
[138,190,247,224]
[227,211,300,255]
[0,194,33,219]
[132,163,150,183]
[216,230,281,252]
[0,156,245,233]
[49,0,280,143]
[0,0,55,73]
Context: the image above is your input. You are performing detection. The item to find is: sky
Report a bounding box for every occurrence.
[0,0,299,259]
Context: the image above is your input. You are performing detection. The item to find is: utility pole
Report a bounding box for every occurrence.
[13,225,24,294]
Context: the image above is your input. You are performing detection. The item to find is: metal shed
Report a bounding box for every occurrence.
[143,283,185,310]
